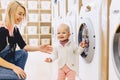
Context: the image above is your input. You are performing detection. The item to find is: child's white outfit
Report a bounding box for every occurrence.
[51,40,84,80]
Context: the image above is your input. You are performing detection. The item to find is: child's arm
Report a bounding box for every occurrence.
[44,45,58,62]
[76,41,86,54]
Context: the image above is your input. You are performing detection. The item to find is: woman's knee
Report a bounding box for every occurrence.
[16,49,28,58]
[21,49,28,58]
[14,49,28,63]
[14,50,28,69]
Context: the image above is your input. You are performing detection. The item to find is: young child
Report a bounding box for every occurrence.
[45,23,86,80]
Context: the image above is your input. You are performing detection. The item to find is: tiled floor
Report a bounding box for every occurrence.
[25,51,80,80]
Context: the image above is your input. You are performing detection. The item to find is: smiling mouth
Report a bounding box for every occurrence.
[17,19,21,22]
[60,37,64,39]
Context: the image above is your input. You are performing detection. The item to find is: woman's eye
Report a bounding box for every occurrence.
[18,13,21,16]
[18,12,24,16]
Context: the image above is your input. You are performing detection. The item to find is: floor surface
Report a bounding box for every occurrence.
[25,51,80,80]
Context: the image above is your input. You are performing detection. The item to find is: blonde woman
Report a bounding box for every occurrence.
[0,1,52,80]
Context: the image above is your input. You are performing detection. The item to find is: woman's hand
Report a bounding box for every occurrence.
[12,65,26,79]
[40,44,53,53]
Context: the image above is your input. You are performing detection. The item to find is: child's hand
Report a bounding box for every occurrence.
[44,58,52,62]
[80,41,87,48]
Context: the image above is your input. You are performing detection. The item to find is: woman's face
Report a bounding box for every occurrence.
[14,6,25,24]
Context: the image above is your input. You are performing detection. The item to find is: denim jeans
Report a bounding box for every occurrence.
[0,49,28,80]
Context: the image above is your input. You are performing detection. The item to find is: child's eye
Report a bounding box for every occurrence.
[57,32,60,34]
[62,32,66,34]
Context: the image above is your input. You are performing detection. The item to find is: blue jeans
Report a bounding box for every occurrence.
[0,49,28,80]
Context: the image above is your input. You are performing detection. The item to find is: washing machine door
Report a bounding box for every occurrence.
[78,19,95,63]
[113,26,120,78]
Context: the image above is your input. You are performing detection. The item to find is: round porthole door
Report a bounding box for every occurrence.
[78,18,95,63]
[113,25,120,78]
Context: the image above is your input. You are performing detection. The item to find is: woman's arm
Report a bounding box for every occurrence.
[0,57,15,69]
[15,28,52,53]
[24,44,52,53]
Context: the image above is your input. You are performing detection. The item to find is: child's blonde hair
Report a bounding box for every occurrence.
[4,0,26,34]
[57,23,70,33]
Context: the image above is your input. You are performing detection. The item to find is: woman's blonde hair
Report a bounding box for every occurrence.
[4,0,26,34]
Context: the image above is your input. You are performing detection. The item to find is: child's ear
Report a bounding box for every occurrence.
[69,33,71,37]
[69,32,71,36]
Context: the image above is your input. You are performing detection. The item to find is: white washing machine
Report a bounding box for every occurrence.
[109,0,120,80]
[78,0,102,80]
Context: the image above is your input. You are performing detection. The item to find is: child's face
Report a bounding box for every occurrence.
[14,6,25,24]
[57,25,70,41]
